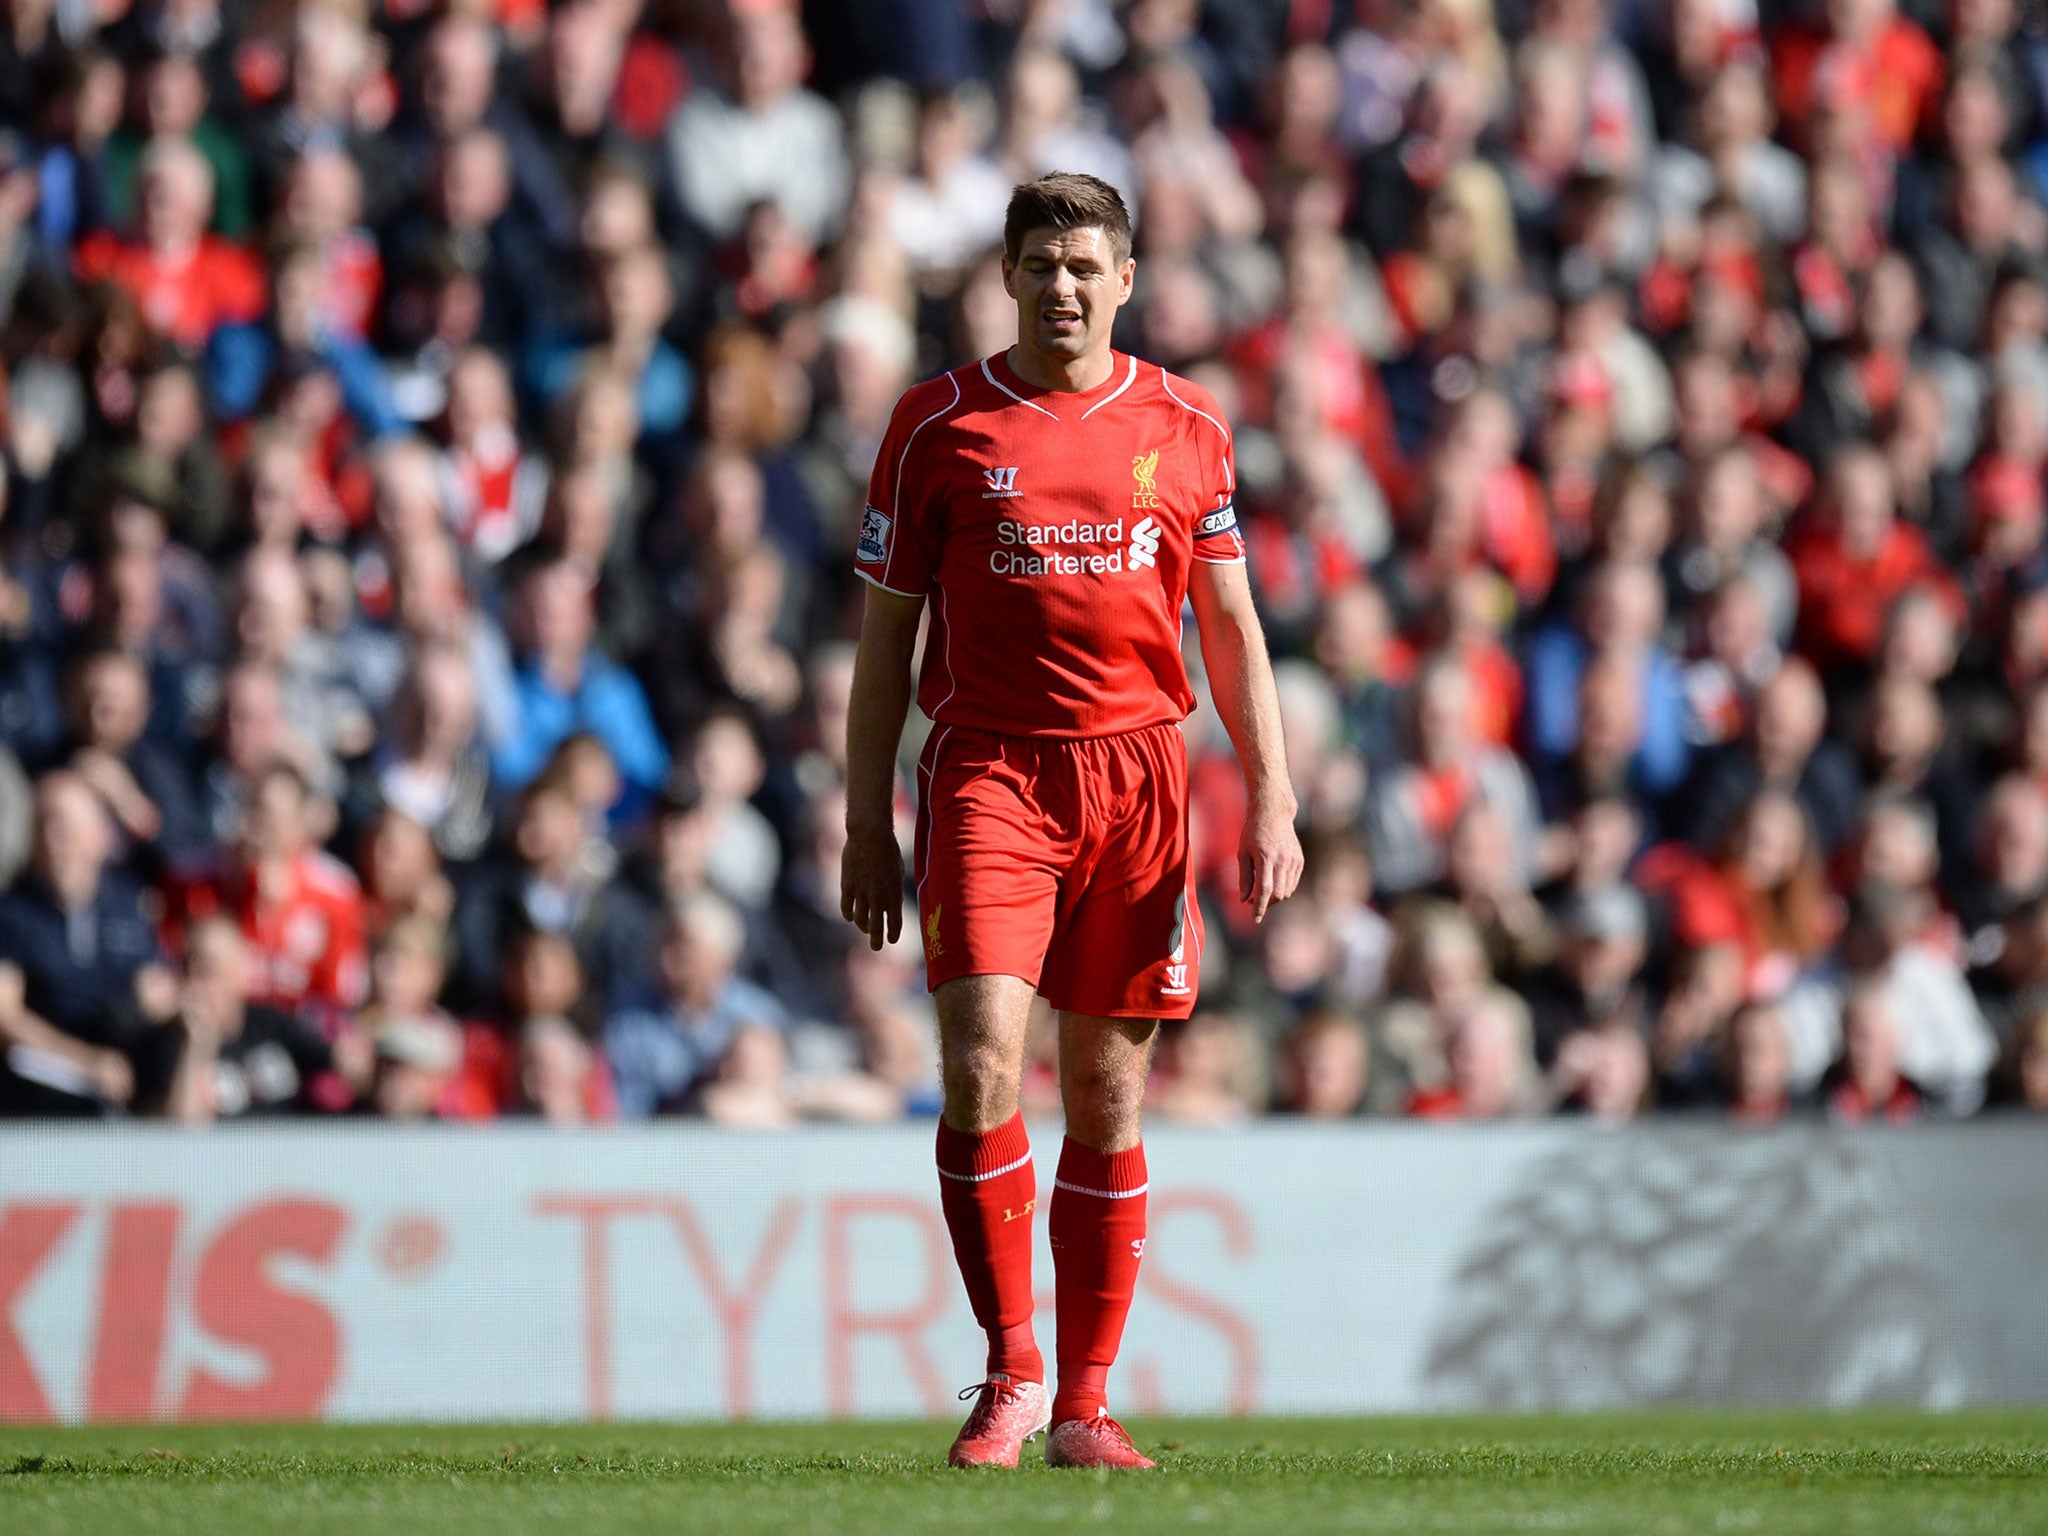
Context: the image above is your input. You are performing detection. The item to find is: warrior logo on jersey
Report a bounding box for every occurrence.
[1131,449,1161,510]
[857,505,892,564]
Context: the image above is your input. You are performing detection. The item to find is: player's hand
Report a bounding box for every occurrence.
[1240,799,1304,924]
[840,822,905,951]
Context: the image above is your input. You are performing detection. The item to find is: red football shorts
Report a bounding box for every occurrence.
[913,720,1202,1019]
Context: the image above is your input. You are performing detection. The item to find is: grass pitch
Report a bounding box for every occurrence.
[3,1411,2044,1536]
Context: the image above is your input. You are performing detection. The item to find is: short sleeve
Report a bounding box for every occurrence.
[856,375,957,598]
[1170,374,1245,565]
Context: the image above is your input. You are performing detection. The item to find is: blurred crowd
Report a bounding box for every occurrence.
[3,0,2048,1128]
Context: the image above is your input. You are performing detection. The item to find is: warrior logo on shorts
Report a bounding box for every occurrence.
[924,903,944,960]
[1162,889,1191,996]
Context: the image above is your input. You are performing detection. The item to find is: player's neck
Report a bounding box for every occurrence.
[1003,343,1117,394]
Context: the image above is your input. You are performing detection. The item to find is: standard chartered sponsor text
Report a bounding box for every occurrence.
[992,516,1127,576]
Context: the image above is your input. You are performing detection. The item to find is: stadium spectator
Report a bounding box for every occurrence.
[1151,1012,1262,1126]
[1824,981,1924,1123]
[363,1012,465,1122]
[1720,1000,1798,1123]
[1368,655,1542,896]
[1787,445,1962,675]
[1524,886,1650,1067]
[1370,904,1533,1113]
[362,645,494,864]
[165,915,363,1121]
[57,645,203,871]
[1996,1009,2048,1111]
[1276,1008,1371,1118]
[72,137,265,351]
[1681,658,1863,854]
[511,1012,611,1124]
[1550,1012,1654,1122]
[1405,993,1540,1119]
[604,892,787,1117]
[0,771,177,1114]
[492,556,667,813]
[166,761,368,1018]
[664,4,848,245]
[450,768,647,1013]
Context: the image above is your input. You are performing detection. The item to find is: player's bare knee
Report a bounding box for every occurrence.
[939,1038,1021,1130]
[1059,1057,1147,1148]
[940,1071,1018,1133]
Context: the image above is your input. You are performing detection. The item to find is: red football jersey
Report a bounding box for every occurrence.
[857,351,1246,738]
[164,851,369,1016]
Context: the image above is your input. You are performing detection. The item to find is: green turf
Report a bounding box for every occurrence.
[2,1411,2044,1536]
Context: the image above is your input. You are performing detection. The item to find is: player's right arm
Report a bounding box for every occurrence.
[840,376,955,951]
[841,586,923,951]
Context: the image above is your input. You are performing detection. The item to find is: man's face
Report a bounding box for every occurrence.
[79,658,149,749]
[34,780,109,895]
[524,569,594,660]
[1003,224,1134,366]
[243,777,304,862]
[735,10,804,109]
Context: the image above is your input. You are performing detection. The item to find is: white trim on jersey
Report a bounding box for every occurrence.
[1159,367,1235,496]
[914,723,956,924]
[980,355,1060,420]
[1079,354,1140,419]
[930,583,961,717]
[855,568,923,598]
[884,370,965,591]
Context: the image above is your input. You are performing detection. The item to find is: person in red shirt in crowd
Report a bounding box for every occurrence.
[1825,980,1922,1122]
[1668,348,1813,520]
[1770,0,1944,158]
[1672,788,1843,999]
[165,761,368,1019]
[1440,388,1558,609]
[276,147,383,342]
[1368,653,1544,896]
[1240,428,1375,651]
[1963,380,2048,606]
[437,346,547,566]
[73,137,267,353]
[1789,157,1884,344]
[1787,444,1963,673]
[1534,352,1618,556]
[1227,229,1408,504]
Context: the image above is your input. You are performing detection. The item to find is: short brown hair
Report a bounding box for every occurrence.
[1004,172,1133,265]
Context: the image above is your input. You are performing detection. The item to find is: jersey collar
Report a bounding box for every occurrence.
[983,350,1139,421]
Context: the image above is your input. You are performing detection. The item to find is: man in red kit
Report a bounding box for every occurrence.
[164,761,368,1022]
[840,173,1301,1470]
[72,138,267,353]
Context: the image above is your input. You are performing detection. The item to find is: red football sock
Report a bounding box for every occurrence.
[936,1112,1043,1384]
[1048,1137,1147,1425]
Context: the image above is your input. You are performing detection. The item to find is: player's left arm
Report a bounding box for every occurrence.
[1188,557,1303,922]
